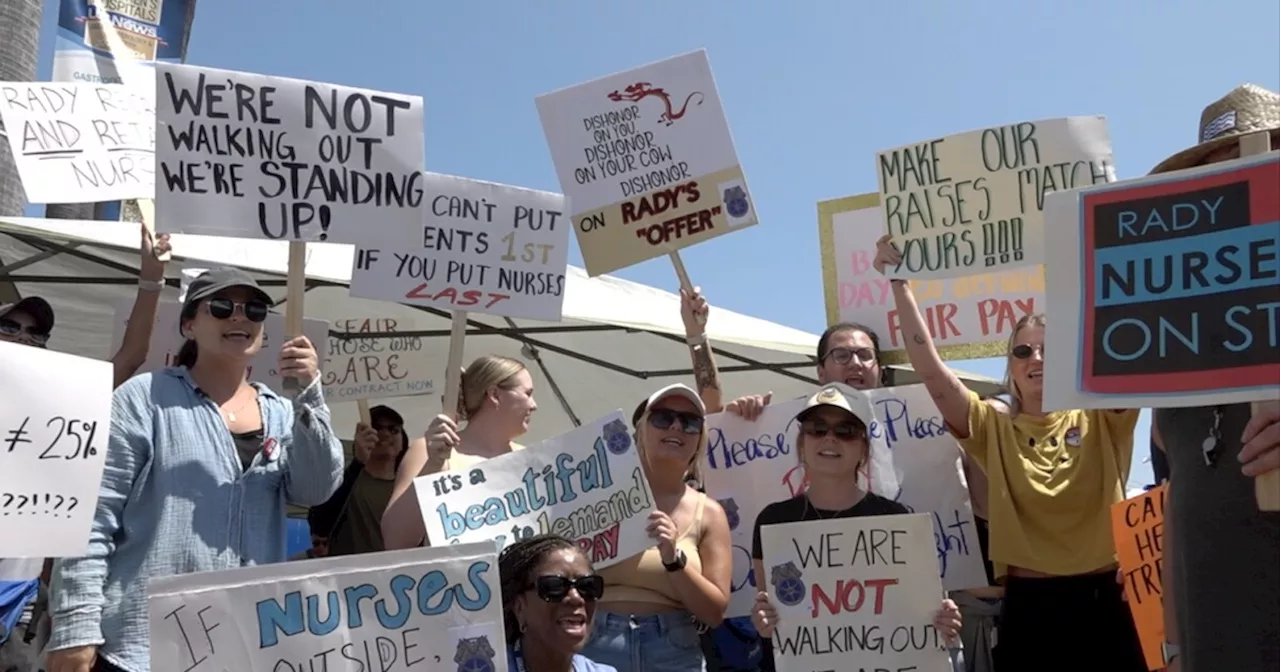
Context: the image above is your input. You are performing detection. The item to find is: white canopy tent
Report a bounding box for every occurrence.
[0,216,1002,443]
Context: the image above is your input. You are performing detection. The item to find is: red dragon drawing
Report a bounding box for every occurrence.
[607,82,704,126]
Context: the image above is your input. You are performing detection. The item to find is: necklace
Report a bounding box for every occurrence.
[223,391,256,424]
[804,493,848,520]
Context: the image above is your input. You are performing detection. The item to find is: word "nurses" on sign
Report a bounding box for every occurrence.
[350,173,571,322]
[155,63,424,244]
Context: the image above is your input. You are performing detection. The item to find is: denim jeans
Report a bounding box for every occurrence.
[581,610,706,672]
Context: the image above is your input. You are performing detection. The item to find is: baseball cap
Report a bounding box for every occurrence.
[180,267,274,319]
[369,405,405,427]
[631,383,706,427]
[0,296,55,335]
[796,383,875,426]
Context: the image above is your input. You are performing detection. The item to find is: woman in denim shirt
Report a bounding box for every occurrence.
[45,268,345,672]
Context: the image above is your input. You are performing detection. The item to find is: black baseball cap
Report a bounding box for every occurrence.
[369,405,405,426]
[0,296,55,334]
[181,267,274,318]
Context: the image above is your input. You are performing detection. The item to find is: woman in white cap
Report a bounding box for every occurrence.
[45,267,345,672]
[382,354,538,550]
[749,383,962,666]
[579,384,732,672]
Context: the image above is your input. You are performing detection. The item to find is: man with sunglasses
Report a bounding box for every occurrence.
[308,405,409,557]
[0,297,55,349]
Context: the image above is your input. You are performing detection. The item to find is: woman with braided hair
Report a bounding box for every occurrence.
[500,534,617,672]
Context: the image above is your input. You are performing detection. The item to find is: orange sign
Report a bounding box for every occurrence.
[1111,485,1167,671]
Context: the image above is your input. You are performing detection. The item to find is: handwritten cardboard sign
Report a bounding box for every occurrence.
[110,299,331,391]
[154,63,425,243]
[0,81,154,203]
[703,385,985,618]
[759,514,950,672]
[819,192,1043,363]
[148,542,507,672]
[1111,485,1166,671]
[1043,152,1280,410]
[536,49,756,276]
[876,116,1114,280]
[325,317,439,402]
[0,341,112,557]
[349,173,571,321]
[416,411,655,568]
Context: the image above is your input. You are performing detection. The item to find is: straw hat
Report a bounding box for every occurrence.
[1149,83,1279,175]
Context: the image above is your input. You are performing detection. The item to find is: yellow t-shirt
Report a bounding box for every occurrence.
[445,443,525,472]
[956,390,1139,577]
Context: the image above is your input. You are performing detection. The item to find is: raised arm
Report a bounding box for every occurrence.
[875,235,973,434]
[682,287,723,413]
[383,414,457,549]
[111,228,170,388]
[277,337,344,505]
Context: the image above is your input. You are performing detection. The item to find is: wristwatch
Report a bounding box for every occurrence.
[1162,641,1180,665]
[663,549,688,572]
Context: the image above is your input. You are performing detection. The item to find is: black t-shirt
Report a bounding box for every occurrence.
[750,492,909,672]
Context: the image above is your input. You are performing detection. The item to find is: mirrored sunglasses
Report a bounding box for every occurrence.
[648,409,704,435]
[1011,344,1044,360]
[801,419,866,441]
[0,317,50,346]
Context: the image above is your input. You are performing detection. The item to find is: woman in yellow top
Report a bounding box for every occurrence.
[381,355,537,549]
[874,236,1146,671]
[580,383,732,672]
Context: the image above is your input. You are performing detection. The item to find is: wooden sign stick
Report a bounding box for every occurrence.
[357,399,372,425]
[1238,131,1279,511]
[136,200,172,263]
[282,241,307,397]
[441,311,469,422]
[669,251,706,326]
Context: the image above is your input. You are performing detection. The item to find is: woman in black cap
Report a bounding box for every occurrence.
[45,267,345,672]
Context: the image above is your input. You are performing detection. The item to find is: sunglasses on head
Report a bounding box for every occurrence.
[1010,344,1044,360]
[531,575,604,603]
[206,298,270,323]
[825,346,876,366]
[648,408,704,435]
[0,317,49,347]
[801,419,867,441]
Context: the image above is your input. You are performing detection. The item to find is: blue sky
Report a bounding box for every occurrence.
[33,0,1280,491]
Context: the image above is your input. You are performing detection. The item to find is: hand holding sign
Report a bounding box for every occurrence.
[276,335,319,388]
[873,233,903,275]
[752,591,779,637]
[647,511,680,563]
[425,413,460,470]
[1240,407,1280,479]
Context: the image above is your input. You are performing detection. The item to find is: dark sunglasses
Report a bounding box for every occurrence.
[1011,344,1044,360]
[648,409,704,435]
[206,298,270,323]
[531,575,604,603]
[801,419,867,441]
[372,423,403,434]
[824,346,876,366]
[0,317,50,346]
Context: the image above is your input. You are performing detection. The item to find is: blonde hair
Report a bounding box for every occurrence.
[1003,313,1047,415]
[457,355,527,421]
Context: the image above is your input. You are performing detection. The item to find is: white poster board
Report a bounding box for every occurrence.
[148,542,507,672]
[110,300,331,391]
[0,341,112,557]
[0,81,154,203]
[819,193,1043,363]
[760,515,951,672]
[155,63,425,243]
[875,116,1114,280]
[416,411,655,568]
[536,49,756,276]
[1042,152,1280,410]
[703,385,984,618]
[325,317,440,402]
[350,173,571,321]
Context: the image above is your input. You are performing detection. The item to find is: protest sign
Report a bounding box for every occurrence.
[1111,485,1167,671]
[350,173,571,321]
[0,81,154,203]
[1043,152,1280,410]
[325,317,439,402]
[819,192,1043,363]
[416,411,655,568]
[876,116,1114,280]
[536,49,756,276]
[154,63,425,244]
[0,341,111,557]
[759,514,951,672]
[110,299,331,391]
[704,385,978,618]
[148,541,507,672]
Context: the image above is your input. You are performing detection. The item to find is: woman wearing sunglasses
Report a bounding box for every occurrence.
[580,384,731,672]
[46,268,345,672]
[873,237,1146,670]
[749,384,962,668]
[501,534,617,671]
[382,354,537,550]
